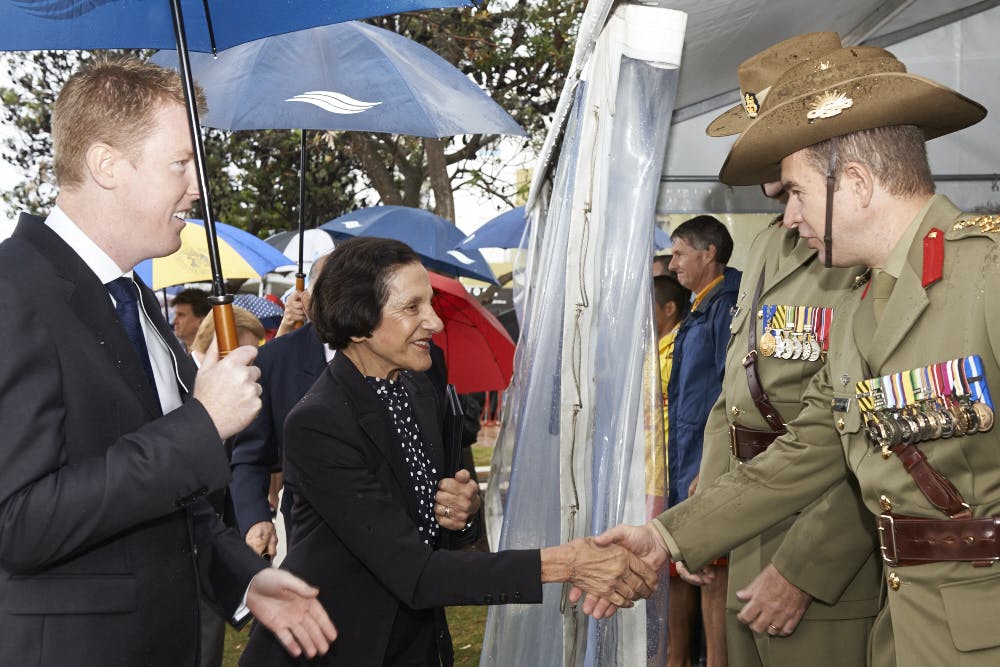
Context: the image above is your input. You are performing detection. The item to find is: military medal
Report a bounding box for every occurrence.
[973,401,994,431]
[759,331,777,357]
[759,304,778,357]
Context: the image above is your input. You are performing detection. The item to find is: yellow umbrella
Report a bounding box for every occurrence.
[134,219,290,290]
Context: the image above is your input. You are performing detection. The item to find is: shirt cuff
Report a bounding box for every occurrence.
[232,573,261,622]
[652,519,683,563]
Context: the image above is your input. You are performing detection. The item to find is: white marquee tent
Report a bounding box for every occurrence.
[654,0,1000,213]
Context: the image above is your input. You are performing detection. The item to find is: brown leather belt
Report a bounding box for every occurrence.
[877,513,1000,567]
[729,424,785,462]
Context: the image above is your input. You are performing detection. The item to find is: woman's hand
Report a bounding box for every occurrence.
[433,469,481,531]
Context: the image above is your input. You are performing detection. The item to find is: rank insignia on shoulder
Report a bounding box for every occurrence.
[951,214,1000,236]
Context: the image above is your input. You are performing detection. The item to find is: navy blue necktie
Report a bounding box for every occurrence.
[106,277,160,403]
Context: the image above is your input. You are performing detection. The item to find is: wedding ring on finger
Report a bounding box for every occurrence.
[444,505,452,518]
[767,624,779,634]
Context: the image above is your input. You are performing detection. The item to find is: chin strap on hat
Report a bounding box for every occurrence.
[823,137,839,268]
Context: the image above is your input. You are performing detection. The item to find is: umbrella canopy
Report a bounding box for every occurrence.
[429,272,515,393]
[457,206,527,251]
[321,206,498,284]
[232,294,285,330]
[1,1,474,52]
[265,229,337,273]
[151,21,524,138]
[457,206,674,251]
[134,219,290,290]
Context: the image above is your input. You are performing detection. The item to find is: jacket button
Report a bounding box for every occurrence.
[887,572,901,590]
[731,406,741,417]
[879,495,893,512]
[513,592,522,602]
[836,418,846,430]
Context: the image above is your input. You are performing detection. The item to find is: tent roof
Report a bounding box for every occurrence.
[655,0,1000,212]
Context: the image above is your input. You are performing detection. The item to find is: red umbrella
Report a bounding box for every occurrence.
[428,272,515,393]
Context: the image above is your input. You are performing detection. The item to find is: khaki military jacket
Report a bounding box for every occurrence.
[659,196,1000,664]
[698,223,881,619]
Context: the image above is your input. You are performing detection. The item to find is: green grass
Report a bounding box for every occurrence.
[223,606,489,665]
[471,443,493,468]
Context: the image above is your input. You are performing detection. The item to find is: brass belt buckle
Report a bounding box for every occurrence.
[878,513,898,566]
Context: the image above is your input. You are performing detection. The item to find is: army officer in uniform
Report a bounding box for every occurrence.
[587,40,1000,666]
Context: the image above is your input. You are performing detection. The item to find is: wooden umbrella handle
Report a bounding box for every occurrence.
[210,297,239,356]
[293,273,306,329]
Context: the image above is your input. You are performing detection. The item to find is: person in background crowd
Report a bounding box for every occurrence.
[652,253,674,279]
[190,305,265,365]
[172,286,210,351]
[652,273,693,666]
[667,214,741,667]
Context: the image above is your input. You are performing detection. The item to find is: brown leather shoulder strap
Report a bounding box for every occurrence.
[745,265,787,431]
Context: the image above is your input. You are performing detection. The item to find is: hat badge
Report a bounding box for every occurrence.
[743,91,761,118]
[807,90,854,121]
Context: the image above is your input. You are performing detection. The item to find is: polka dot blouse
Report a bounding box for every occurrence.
[366,376,440,546]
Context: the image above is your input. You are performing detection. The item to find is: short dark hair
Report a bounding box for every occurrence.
[311,237,422,350]
[171,288,210,317]
[653,275,690,318]
[671,215,733,264]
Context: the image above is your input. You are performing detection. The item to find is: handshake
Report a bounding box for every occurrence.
[539,522,673,620]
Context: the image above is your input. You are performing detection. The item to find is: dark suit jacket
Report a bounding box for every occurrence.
[229,323,326,537]
[0,214,265,666]
[240,353,541,667]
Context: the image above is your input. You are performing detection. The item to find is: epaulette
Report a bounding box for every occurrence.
[947,214,1000,240]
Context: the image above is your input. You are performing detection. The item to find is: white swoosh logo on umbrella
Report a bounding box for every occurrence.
[286,91,382,115]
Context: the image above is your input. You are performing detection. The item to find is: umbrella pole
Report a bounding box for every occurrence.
[294,130,307,327]
[168,0,238,355]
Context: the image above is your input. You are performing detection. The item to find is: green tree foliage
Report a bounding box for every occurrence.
[335,0,582,220]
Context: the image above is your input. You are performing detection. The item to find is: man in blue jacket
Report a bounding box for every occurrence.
[667,214,741,667]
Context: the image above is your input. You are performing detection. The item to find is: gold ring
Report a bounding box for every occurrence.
[767,624,779,633]
[444,505,452,518]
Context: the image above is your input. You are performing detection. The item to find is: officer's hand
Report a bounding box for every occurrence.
[735,563,812,636]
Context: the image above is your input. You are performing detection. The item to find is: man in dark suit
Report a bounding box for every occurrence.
[230,258,330,558]
[0,56,335,665]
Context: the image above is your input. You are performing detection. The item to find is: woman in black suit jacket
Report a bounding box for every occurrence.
[240,238,658,666]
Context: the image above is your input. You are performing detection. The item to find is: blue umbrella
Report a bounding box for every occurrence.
[321,206,498,284]
[457,206,674,251]
[151,22,524,139]
[151,21,522,289]
[1,1,475,52]
[2,0,476,350]
[457,207,528,250]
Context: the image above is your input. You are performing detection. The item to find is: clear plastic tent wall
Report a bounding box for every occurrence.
[481,5,687,665]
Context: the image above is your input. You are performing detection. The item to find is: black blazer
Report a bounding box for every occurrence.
[229,323,326,537]
[0,214,265,666]
[240,353,541,666]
